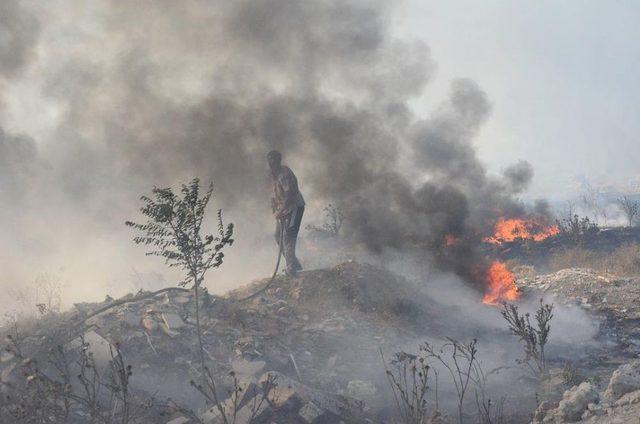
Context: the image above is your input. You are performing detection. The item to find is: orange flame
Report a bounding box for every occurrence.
[483,261,520,305]
[483,218,559,244]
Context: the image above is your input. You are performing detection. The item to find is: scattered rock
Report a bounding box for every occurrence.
[122,311,140,327]
[262,371,363,418]
[0,351,15,363]
[174,295,190,305]
[533,401,552,423]
[605,360,640,400]
[554,382,599,422]
[232,358,266,378]
[66,330,114,365]
[166,416,190,424]
[142,316,158,333]
[346,380,377,400]
[298,401,323,423]
[614,389,640,407]
[162,313,186,330]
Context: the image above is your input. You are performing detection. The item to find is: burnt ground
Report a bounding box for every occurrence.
[487,226,640,270]
[0,262,460,423]
[1,240,640,423]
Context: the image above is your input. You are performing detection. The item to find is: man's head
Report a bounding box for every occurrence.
[267,150,282,172]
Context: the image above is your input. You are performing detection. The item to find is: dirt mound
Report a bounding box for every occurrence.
[0,261,442,423]
[230,261,441,326]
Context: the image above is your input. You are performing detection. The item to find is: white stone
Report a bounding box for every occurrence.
[606,360,640,400]
[299,402,323,423]
[232,358,266,377]
[166,416,190,424]
[614,389,640,407]
[67,330,114,366]
[555,382,599,422]
[162,313,185,330]
[346,380,377,399]
[174,296,190,305]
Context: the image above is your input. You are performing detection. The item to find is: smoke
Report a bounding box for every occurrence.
[0,0,545,306]
[0,0,40,79]
[0,129,38,200]
[503,160,535,194]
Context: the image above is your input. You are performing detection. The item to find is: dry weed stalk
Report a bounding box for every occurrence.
[384,338,507,424]
[382,350,433,424]
[421,339,478,424]
[1,331,152,423]
[191,370,278,424]
[501,300,553,378]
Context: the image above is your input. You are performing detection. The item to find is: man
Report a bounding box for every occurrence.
[268,150,305,276]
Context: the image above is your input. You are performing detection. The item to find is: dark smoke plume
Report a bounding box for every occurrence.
[0,0,544,300]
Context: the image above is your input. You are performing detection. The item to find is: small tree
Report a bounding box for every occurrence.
[555,214,599,244]
[306,204,345,236]
[581,183,607,225]
[616,196,639,227]
[125,178,233,385]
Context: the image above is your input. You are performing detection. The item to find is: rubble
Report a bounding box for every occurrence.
[199,371,365,423]
[298,401,324,423]
[0,261,440,423]
[604,359,640,400]
[66,329,114,365]
[534,382,599,423]
[517,267,640,383]
[2,261,638,423]
[533,359,640,423]
[231,358,266,378]
[162,312,186,330]
[514,266,640,423]
[517,268,640,321]
[165,416,191,424]
[346,380,377,400]
[613,389,640,407]
[555,382,599,422]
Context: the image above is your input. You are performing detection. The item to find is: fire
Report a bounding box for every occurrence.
[484,218,559,244]
[482,261,520,305]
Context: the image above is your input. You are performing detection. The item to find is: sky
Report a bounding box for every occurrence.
[401,0,640,199]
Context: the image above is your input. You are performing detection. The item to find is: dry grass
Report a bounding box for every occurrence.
[549,243,640,277]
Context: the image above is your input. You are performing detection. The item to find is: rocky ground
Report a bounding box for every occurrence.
[516,268,640,423]
[0,262,451,423]
[1,261,639,423]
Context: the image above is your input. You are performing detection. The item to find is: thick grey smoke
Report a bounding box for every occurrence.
[503,160,535,194]
[0,129,38,201]
[0,0,544,304]
[0,0,40,78]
